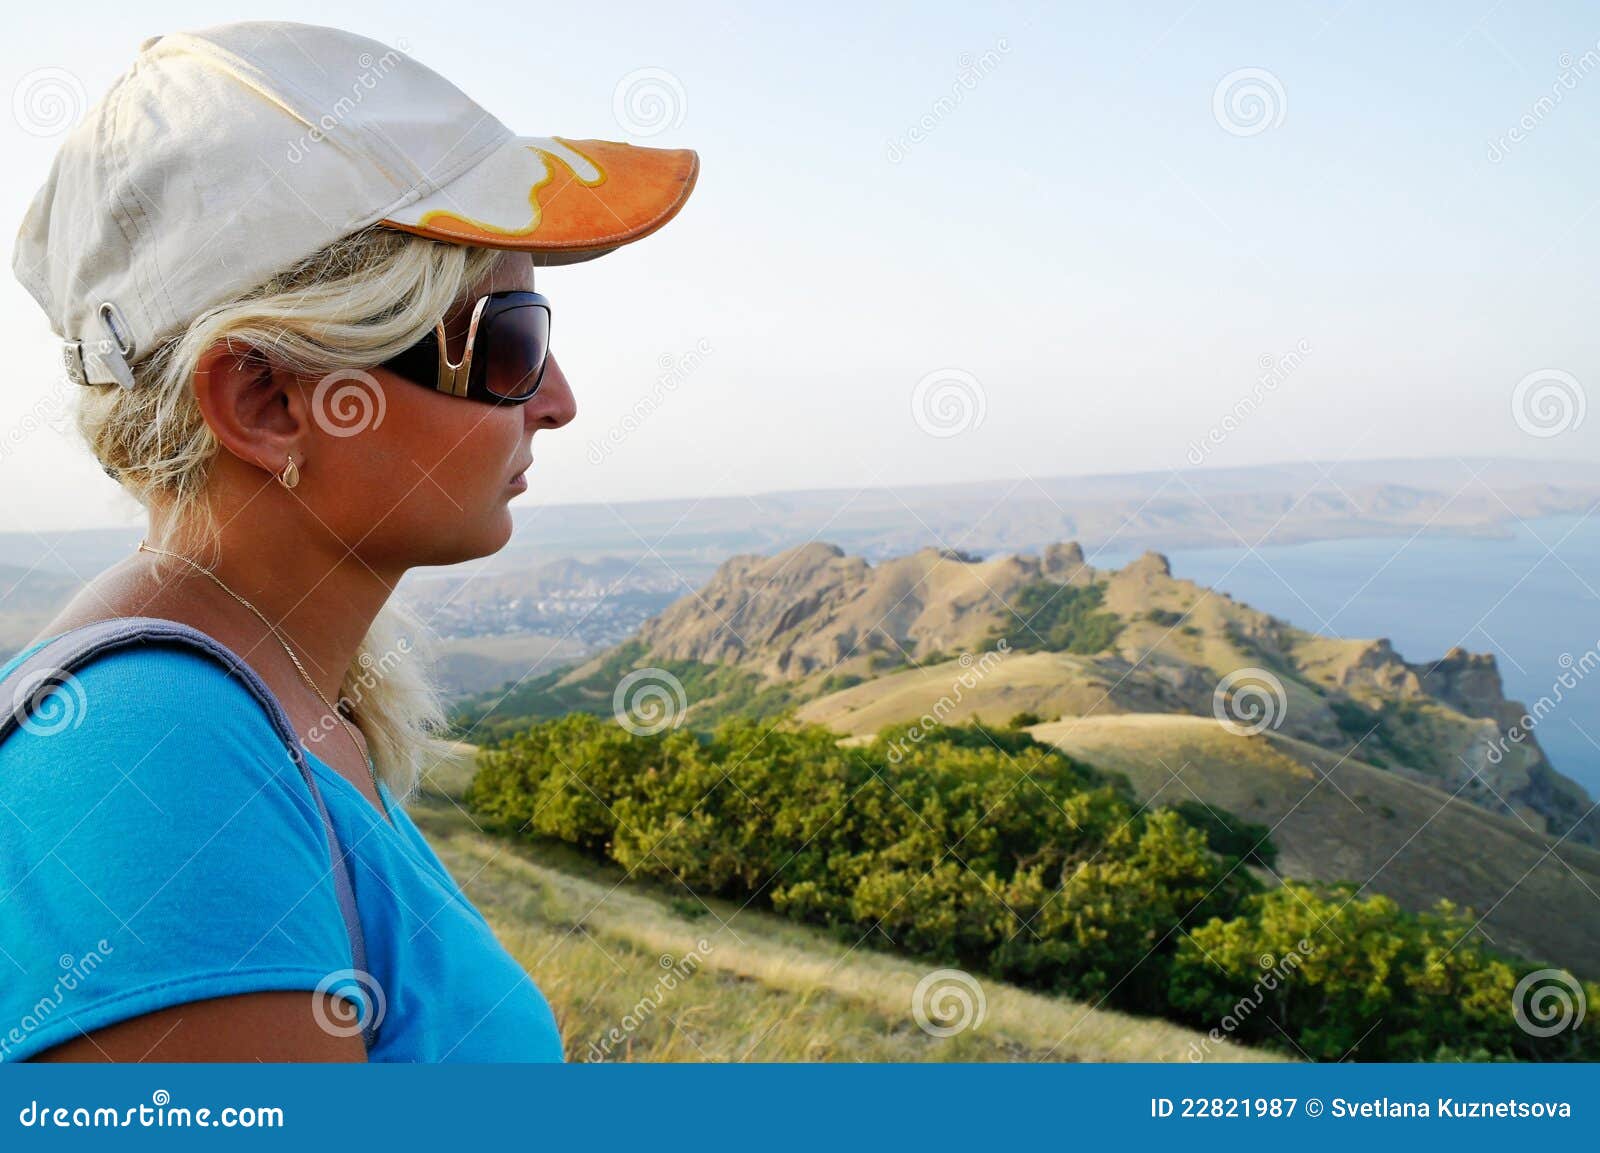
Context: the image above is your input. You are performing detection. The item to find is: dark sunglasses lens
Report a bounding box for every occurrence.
[480,304,550,400]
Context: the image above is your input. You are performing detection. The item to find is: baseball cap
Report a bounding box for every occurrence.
[12,21,700,390]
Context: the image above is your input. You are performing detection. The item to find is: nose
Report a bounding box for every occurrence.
[525,352,576,430]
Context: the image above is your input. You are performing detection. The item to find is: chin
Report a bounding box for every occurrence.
[408,508,516,568]
[465,505,517,558]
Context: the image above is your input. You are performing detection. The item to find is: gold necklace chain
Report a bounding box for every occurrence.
[135,540,378,795]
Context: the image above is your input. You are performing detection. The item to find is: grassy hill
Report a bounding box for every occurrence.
[412,745,1275,1062]
[798,648,1120,734]
[1026,715,1600,978]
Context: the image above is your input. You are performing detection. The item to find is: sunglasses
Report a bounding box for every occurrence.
[378,290,551,405]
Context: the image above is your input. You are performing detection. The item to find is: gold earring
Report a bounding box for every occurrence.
[278,454,300,490]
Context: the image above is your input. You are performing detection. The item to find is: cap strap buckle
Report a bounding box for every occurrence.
[61,339,88,386]
[62,302,138,390]
[61,338,136,389]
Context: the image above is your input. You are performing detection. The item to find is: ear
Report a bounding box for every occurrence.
[191,341,310,476]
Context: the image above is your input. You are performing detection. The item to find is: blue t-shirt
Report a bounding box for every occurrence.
[0,635,563,1062]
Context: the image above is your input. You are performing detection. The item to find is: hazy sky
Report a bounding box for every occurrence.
[2,0,1599,531]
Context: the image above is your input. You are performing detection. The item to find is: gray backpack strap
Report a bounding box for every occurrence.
[1,615,377,1051]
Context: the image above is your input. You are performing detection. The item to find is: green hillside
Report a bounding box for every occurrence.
[1029,714,1600,978]
[456,717,1597,1060]
[412,745,1271,1062]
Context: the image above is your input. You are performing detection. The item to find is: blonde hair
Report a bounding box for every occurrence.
[75,226,507,798]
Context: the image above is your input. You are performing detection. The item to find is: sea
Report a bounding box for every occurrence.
[1099,514,1600,799]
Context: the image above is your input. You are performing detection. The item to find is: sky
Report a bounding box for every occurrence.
[2,0,1600,531]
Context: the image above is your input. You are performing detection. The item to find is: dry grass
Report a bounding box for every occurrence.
[796,650,1118,735]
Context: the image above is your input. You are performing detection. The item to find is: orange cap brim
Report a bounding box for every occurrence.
[379,136,698,264]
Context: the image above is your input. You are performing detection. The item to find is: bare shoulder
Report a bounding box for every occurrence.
[36,553,234,646]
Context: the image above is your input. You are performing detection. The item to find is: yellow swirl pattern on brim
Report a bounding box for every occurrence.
[381,137,699,264]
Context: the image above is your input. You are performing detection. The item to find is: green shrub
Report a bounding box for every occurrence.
[991,581,1123,655]
[1329,698,1375,738]
[1167,800,1279,868]
[470,716,1253,1011]
[468,716,1590,1062]
[1168,883,1599,1061]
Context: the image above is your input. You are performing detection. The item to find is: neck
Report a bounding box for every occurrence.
[144,516,400,706]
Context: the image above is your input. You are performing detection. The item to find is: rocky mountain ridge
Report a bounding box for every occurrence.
[614,539,1596,845]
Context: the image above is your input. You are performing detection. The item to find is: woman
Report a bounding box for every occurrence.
[0,21,697,1061]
